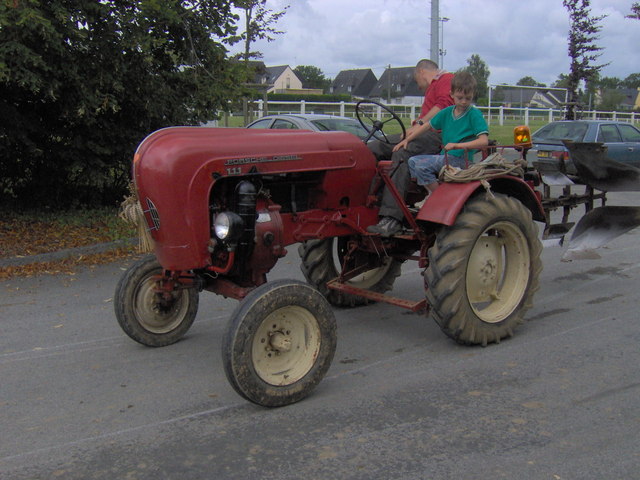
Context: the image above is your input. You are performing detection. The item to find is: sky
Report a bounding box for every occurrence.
[230,0,640,87]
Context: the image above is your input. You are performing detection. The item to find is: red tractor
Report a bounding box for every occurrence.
[115,101,639,407]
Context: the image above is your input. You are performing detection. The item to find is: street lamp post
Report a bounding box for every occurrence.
[439,17,449,68]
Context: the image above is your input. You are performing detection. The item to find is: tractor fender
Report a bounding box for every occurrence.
[416,176,545,227]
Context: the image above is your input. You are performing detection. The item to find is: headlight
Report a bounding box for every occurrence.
[213,212,244,245]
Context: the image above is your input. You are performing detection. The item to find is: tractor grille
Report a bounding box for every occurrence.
[144,198,161,231]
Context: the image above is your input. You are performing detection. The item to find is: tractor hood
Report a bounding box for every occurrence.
[132,127,376,269]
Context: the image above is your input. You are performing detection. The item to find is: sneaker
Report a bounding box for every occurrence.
[414,197,427,209]
[366,216,402,236]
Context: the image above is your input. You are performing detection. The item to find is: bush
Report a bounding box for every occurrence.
[0,1,243,209]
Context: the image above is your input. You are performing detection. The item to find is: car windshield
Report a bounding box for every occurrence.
[533,122,588,144]
[311,118,369,140]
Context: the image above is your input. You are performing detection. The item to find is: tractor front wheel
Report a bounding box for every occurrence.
[425,194,542,346]
[222,280,337,407]
[114,255,199,347]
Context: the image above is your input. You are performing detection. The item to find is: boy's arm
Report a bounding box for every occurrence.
[405,105,442,138]
[443,133,489,152]
[393,121,433,152]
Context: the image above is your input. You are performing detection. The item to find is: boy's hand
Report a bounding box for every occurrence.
[393,138,409,152]
[443,143,459,151]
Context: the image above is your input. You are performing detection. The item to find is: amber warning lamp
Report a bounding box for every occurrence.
[513,125,532,148]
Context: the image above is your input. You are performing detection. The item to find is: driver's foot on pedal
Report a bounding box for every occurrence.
[367,216,402,236]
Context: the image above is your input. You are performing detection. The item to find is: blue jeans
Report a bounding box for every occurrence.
[408,154,468,186]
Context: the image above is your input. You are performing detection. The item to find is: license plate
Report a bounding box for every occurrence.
[537,151,551,158]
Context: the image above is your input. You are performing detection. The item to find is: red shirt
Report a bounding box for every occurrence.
[420,71,454,119]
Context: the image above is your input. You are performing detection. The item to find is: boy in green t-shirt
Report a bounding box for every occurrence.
[368,71,489,236]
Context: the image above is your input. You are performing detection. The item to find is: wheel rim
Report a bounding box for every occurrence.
[465,221,530,323]
[333,239,394,289]
[133,272,190,334]
[251,306,322,386]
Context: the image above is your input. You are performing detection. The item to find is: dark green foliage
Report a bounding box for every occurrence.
[517,76,546,87]
[622,73,640,89]
[230,0,288,62]
[562,0,608,119]
[293,65,331,91]
[0,0,243,208]
[459,54,490,102]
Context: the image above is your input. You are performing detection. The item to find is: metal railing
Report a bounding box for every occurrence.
[216,100,640,127]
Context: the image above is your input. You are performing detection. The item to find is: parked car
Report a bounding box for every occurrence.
[246,113,374,141]
[532,120,640,174]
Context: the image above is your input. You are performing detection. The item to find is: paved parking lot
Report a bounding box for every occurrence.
[1,194,639,479]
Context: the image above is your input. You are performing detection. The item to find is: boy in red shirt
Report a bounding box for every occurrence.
[368,59,454,236]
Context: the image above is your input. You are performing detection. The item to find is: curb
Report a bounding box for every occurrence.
[0,238,138,268]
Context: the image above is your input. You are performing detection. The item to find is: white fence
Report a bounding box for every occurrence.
[239,99,640,127]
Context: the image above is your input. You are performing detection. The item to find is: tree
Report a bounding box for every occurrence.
[294,65,331,91]
[595,76,621,89]
[460,54,490,102]
[517,76,546,87]
[562,0,608,119]
[231,0,288,64]
[622,73,640,88]
[597,89,625,111]
[627,2,640,19]
[552,73,571,89]
[0,0,244,208]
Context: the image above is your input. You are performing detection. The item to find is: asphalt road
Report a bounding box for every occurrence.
[1,197,639,480]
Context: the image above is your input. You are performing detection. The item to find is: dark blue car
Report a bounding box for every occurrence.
[532,120,640,174]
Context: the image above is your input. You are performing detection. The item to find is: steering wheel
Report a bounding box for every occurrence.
[355,100,406,145]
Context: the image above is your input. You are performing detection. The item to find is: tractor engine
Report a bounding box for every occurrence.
[209,178,288,288]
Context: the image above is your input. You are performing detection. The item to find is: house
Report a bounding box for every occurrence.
[617,88,640,111]
[501,89,564,108]
[330,69,378,98]
[367,67,423,105]
[264,65,303,93]
[248,61,269,85]
[246,62,322,95]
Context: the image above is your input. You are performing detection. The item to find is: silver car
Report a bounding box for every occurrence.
[246,113,372,141]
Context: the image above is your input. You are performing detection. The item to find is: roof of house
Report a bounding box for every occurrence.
[618,88,640,107]
[368,67,422,99]
[266,65,293,83]
[502,89,564,107]
[331,69,378,97]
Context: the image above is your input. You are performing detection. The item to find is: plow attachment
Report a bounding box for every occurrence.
[562,206,640,260]
[565,141,640,192]
[559,141,640,260]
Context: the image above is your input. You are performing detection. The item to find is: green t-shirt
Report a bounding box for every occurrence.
[429,105,489,158]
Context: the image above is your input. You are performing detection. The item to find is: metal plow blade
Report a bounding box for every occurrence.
[564,141,640,192]
[562,206,640,261]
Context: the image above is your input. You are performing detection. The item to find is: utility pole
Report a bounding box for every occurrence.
[430,0,439,64]
[387,64,391,103]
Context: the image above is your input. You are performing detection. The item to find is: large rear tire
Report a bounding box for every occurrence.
[298,237,403,307]
[222,280,337,407]
[114,255,199,347]
[425,194,542,346]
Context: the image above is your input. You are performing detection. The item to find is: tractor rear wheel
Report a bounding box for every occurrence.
[222,280,337,407]
[425,194,542,346]
[114,255,199,347]
[298,237,403,307]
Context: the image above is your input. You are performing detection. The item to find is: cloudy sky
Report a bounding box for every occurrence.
[230,0,640,87]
